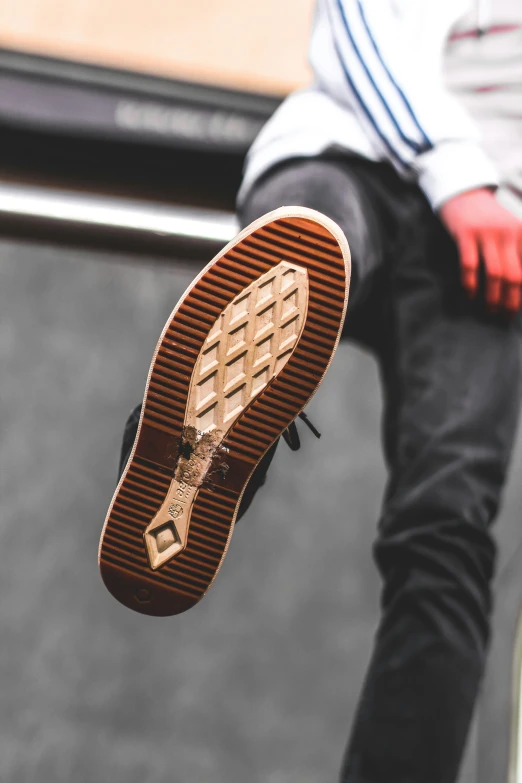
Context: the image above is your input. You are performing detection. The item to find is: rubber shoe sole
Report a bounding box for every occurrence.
[99,207,351,616]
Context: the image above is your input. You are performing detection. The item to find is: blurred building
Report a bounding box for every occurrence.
[0,0,313,252]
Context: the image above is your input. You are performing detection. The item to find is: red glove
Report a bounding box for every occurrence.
[439,188,522,313]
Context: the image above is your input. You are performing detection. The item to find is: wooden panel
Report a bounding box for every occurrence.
[0,0,314,94]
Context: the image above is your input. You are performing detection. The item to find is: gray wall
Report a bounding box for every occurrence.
[0,238,520,783]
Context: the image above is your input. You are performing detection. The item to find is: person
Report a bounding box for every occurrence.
[238,2,522,781]
[113,1,522,781]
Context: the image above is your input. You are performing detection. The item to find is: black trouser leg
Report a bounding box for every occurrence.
[241,156,522,783]
[340,208,522,783]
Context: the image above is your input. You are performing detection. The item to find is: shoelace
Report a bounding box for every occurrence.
[282,412,321,452]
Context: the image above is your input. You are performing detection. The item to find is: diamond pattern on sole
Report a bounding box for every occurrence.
[143,261,309,570]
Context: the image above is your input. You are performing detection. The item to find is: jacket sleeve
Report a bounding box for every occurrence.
[312,0,498,208]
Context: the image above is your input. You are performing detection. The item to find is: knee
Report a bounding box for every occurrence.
[238,159,375,271]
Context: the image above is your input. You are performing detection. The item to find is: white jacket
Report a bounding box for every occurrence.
[239,0,521,211]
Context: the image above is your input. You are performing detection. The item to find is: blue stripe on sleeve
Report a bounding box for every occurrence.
[331,36,405,165]
[335,0,431,155]
[356,0,433,148]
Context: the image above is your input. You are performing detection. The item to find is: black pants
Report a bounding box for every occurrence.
[120,157,521,783]
[238,157,522,783]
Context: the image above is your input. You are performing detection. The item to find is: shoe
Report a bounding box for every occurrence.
[99,206,351,616]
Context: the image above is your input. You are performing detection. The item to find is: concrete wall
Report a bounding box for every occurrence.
[0,237,520,782]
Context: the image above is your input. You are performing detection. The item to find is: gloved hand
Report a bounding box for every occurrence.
[439,188,522,313]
